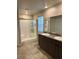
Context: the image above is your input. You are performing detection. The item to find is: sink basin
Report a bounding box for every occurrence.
[42,33,50,36]
[54,36,62,40]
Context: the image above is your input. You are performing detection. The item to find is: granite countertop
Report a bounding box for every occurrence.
[38,33,62,42]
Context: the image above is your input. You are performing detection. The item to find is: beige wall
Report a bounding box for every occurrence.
[33,3,62,20]
[43,4,62,18]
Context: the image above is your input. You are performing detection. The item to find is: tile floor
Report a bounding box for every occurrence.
[17,39,53,59]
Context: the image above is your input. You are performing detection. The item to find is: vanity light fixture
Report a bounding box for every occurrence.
[45,4,48,8]
[24,8,29,15]
[44,0,48,8]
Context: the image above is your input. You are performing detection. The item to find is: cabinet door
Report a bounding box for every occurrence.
[55,41,62,59]
[48,39,56,58]
[38,35,50,53]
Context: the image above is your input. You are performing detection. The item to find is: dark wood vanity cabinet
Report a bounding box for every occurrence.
[38,34,62,59]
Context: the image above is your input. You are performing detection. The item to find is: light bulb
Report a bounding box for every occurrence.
[25,10,28,14]
[44,2,48,8]
[45,5,48,8]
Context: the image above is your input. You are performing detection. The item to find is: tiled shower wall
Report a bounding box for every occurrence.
[19,20,37,41]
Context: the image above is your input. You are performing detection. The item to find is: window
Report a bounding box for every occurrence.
[38,16,44,32]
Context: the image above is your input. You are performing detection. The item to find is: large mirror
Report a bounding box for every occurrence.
[44,15,62,36]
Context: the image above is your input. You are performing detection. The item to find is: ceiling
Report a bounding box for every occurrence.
[18,0,62,15]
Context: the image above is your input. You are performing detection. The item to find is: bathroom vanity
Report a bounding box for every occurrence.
[38,33,62,59]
